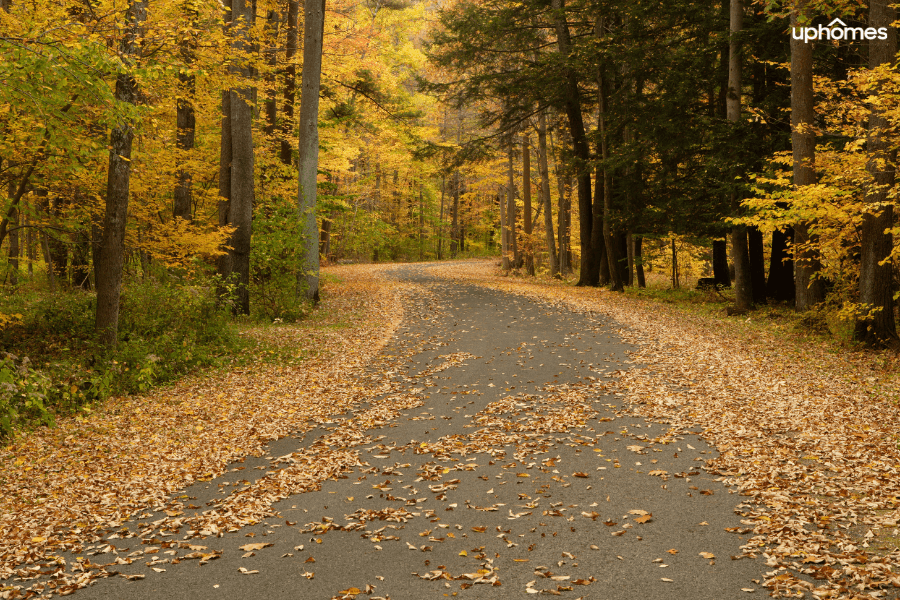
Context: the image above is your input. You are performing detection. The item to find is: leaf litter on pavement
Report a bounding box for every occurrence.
[431,259,900,599]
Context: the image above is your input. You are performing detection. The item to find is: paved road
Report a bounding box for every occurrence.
[74,264,768,599]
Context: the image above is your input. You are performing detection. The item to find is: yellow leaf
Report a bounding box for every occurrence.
[459,550,467,556]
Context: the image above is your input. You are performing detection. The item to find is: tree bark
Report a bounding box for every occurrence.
[791,3,825,309]
[551,0,595,285]
[281,0,299,166]
[95,0,146,347]
[598,56,622,292]
[507,144,519,268]
[298,0,325,302]
[713,239,730,286]
[728,0,752,311]
[451,171,459,257]
[174,0,197,222]
[748,226,767,304]
[536,112,558,277]
[634,236,645,287]
[855,0,898,345]
[7,201,18,286]
[228,0,255,315]
[500,185,508,269]
[767,226,795,301]
[523,135,534,275]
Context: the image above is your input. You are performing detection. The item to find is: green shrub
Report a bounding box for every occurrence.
[0,353,55,438]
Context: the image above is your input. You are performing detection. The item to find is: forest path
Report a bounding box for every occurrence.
[73,263,768,599]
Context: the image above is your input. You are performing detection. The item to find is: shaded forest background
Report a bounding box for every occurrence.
[2,0,900,437]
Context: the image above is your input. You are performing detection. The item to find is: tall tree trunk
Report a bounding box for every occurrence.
[7,202,18,285]
[280,0,299,166]
[728,0,753,311]
[536,112,558,277]
[217,0,234,293]
[264,7,279,139]
[550,127,569,275]
[748,226,766,304]
[500,186,508,269]
[713,239,730,286]
[451,171,459,257]
[174,0,197,222]
[598,56,622,292]
[438,175,445,260]
[551,0,595,285]
[95,0,146,347]
[298,0,325,302]
[767,226,795,300]
[791,2,824,309]
[626,232,634,286]
[507,144,519,268]
[523,135,535,275]
[855,0,898,345]
[228,0,255,315]
[634,236,646,287]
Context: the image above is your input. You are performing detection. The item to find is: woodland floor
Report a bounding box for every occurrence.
[2,260,900,600]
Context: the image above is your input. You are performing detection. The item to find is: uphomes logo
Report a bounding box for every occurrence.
[792,18,888,43]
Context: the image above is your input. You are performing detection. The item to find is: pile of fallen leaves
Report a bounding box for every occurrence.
[431,260,900,600]
[0,265,405,598]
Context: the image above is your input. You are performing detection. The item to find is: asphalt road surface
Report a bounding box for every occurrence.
[73,264,770,599]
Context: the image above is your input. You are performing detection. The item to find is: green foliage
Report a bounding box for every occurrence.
[0,277,242,440]
[0,353,55,439]
[250,193,310,322]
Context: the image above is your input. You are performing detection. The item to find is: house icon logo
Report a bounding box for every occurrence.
[792,17,888,42]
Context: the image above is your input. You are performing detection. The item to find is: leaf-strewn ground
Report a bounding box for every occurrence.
[0,265,403,598]
[431,260,900,599]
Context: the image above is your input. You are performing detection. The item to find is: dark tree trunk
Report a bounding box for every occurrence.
[767,226,795,301]
[551,0,595,285]
[791,3,825,309]
[748,226,767,304]
[507,145,520,267]
[228,0,256,315]
[7,202,18,285]
[855,0,898,345]
[96,0,146,347]
[599,59,622,292]
[728,0,752,311]
[280,0,299,166]
[72,229,92,290]
[523,135,534,275]
[174,0,197,222]
[537,111,558,277]
[438,175,445,260]
[264,7,279,139]
[713,240,730,287]
[451,171,459,257]
[634,236,646,288]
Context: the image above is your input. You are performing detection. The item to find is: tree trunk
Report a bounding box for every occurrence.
[551,0,595,286]
[298,0,325,302]
[536,112,558,277]
[748,226,766,304]
[626,232,635,286]
[855,0,898,345]
[280,0,299,166]
[767,226,795,301]
[523,135,535,275]
[227,0,255,315]
[438,175,445,260]
[95,0,146,347]
[598,56,623,292]
[713,239,730,286]
[507,144,519,268]
[634,236,646,287]
[264,7,279,139]
[728,0,752,311]
[174,0,197,222]
[451,171,459,257]
[500,187,508,269]
[791,3,825,309]
[7,202,18,285]
[550,127,570,275]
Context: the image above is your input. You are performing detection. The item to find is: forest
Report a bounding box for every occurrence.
[1,0,900,436]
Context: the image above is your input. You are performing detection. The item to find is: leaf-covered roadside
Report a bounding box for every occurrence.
[0,265,403,598]
[431,260,900,600]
